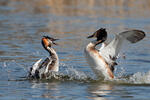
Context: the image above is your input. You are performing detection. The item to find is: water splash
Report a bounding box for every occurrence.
[1,60,29,81]
[63,67,90,81]
[47,63,94,82]
[115,67,126,78]
[3,60,150,84]
[27,62,150,84]
[112,71,150,85]
[27,62,94,82]
[128,71,150,84]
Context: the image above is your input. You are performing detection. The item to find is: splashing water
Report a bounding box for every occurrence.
[2,60,150,84]
[26,61,93,82]
[62,67,90,81]
[115,67,126,78]
[54,63,93,81]
[112,70,150,85]
[128,71,150,84]
[28,61,150,84]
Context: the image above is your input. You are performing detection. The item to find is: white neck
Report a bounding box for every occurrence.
[47,47,59,71]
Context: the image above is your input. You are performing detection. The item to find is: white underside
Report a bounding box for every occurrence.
[84,46,111,79]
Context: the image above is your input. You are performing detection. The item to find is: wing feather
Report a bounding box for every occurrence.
[30,58,42,75]
[99,30,145,62]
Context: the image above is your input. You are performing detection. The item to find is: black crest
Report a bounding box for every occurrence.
[87,28,107,41]
[43,36,59,41]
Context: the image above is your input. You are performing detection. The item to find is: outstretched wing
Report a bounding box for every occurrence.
[29,58,42,77]
[29,57,53,79]
[99,30,145,62]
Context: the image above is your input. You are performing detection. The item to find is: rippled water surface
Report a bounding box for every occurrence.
[0,0,150,100]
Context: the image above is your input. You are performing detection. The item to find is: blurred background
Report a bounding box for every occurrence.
[0,0,150,100]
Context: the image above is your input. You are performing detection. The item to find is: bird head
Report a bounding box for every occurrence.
[41,36,59,49]
[87,28,107,44]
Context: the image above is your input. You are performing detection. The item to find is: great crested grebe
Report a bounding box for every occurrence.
[28,36,59,79]
[84,28,145,79]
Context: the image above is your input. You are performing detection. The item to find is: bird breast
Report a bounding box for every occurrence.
[85,44,114,79]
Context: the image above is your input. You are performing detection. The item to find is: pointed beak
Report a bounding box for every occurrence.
[87,34,94,38]
[52,38,59,45]
[87,31,97,39]
[53,42,58,45]
[52,38,59,41]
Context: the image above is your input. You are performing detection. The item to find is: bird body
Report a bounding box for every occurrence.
[84,28,145,79]
[85,42,114,79]
[28,36,59,79]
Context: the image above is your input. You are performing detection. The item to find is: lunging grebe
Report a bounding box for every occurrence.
[28,36,59,79]
[84,28,145,79]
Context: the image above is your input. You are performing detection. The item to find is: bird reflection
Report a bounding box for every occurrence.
[88,83,113,100]
[31,81,64,99]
